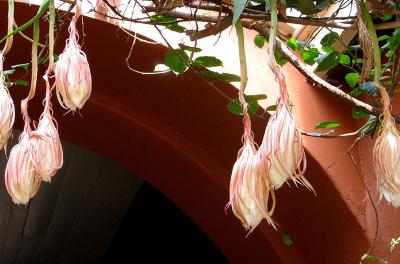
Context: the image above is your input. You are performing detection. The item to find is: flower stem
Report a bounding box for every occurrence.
[235,19,248,108]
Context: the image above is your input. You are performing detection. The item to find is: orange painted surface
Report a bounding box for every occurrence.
[2,2,399,263]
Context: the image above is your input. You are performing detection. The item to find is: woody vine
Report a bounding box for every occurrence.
[0,0,400,262]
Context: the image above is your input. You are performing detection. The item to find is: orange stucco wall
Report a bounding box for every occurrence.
[2,1,400,263]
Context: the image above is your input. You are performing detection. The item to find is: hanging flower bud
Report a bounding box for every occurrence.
[34,77,63,182]
[5,131,41,205]
[0,54,15,150]
[227,111,276,232]
[373,87,400,207]
[54,6,91,112]
[258,71,313,192]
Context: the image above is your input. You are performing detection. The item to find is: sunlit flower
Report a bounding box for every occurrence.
[54,7,91,112]
[34,77,63,182]
[258,71,313,191]
[227,110,275,232]
[0,54,15,150]
[374,110,400,207]
[5,131,41,205]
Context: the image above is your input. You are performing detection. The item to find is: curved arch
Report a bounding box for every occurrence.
[1,2,375,262]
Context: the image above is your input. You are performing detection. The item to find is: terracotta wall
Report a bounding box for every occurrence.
[1,1,399,263]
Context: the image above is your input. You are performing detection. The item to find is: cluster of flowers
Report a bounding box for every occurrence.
[0,6,91,205]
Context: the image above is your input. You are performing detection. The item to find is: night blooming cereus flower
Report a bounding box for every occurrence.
[258,71,313,192]
[34,77,63,182]
[373,85,400,207]
[54,6,91,112]
[5,129,41,205]
[0,54,15,150]
[227,110,276,232]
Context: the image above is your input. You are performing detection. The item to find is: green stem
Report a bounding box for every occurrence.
[2,0,14,55]
[268,0,278,71]
[235,19,248,107]
[0,0,50,45]
[48,0,55,72]
[28,19,40,101]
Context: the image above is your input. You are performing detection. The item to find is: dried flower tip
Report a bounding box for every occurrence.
[0,56,15,150]
[55,11,91,112]
[5,132,41,204]
[380,185,400,208]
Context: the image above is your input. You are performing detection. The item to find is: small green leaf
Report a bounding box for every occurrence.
[165,23,186,33]
[385,28,400,58]
[352,58,364,65]
[349,88,362,97]
[151,15,176,24]
[178,44,202,52]
[3,69,16,78]
[266,104,277,111]
[245,94,267,101]
[14,80,29,86]
[352,108,368,119]
[288,38,299,51]
[164,49,189,74]
[378,35,390,42]
[301,48,319,65]
[274,49,288,66]
[227,97,259,116]
[282,232,293,247]
[359,82,378,95]
[233,0,249,24]
[254,34,265,48]
[315,121,342,129]
[193,56,223,67]
[11,63,30,71]
[316,51,340,72]
[345,72,359,88]
[198,71,240,83]
[381,14,393,22]
[339,54,350,65]
[320,32,339,47]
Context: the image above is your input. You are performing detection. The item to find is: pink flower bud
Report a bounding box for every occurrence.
[374,118,400,207]
[227,111,275,232]
[34,77,63,182]
[54,7,91,112]
[0,55,15,150]
[258,71,313,192]
[5,131,41,205]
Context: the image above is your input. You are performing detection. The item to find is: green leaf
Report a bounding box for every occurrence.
[301,48,319,65]
[385,28,400,57]
[352,58,364,65]
[345,72,359,88]
[316,51,340,72]
[164,49,189,74]
[11,63,30,71]
[377,35,390,42]
[288,37,299,51]
[254,34,265,48]
[233,0,249,24]
[315,121,342,129]
[3,69,16,78]
[320,32,339,47]
[193,56,223,67]
[198,71,240,83]
[227,97,259,116]
[349,88,362,97]
[339,54,350,65]
[282,232,293,247]
[359,81,378,95]
[165,23,186,33]
[246,94,267,101]
[266,104,277,111]
[14,80,29,86]
[381,14,393,22]
[178,44,202,52]
[150,15,176,24]
[352,108,368,119]
[274,49,288,66]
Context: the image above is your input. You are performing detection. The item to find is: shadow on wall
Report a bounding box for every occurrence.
[104,181,228,263]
